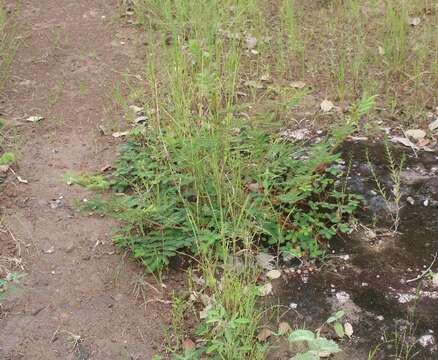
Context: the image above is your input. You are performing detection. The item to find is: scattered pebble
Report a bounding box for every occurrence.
[406,196,415,205]
[335,291,351,304]
[257,328,272,342]
[418,334,435,348]
[26,116,44,123]
[289,302,298,310]
[43,246,55,254]
[266,269,282,280]
[320,99,334,112]
[429,118,438,131]
[405,129,426,140]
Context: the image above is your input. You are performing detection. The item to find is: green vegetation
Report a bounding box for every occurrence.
[73,0,383,358]
[0,151,15,165]
[0,272,25,302]
[65,173,110,191]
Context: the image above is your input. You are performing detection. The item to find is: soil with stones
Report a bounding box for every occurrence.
[0,1,169,359]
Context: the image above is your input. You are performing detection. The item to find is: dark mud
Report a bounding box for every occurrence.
[271,141,438,359]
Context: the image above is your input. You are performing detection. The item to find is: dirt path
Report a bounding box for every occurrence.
[0,1,164,359]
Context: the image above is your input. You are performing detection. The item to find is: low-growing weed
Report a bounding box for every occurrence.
[81,120,361,272]
[288,312,346,359]
[366,139,405,232]
[0,272,25,302]
[70,1,378,358]
[0,151,15,165]
[65,174,110,191]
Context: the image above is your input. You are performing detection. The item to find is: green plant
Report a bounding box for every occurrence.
[324,310,347,339]
[66,174,110,191]
[0,272,25,302]
[195,269,267,360]
[75,1,377,358]
[366,139,405,232]
[288,329,342,360]
[0,151,15,165]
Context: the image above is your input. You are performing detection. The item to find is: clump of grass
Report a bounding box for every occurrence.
[366,139,405,232]
[0,151,15,165]
[76,1,378,357]
[65,174,110,191]
[0,272,25,302]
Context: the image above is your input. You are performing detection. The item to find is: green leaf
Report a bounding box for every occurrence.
[290,352,320,360]
[327,310,345,324]
[308,338,341,354]
[288,330,315,343]
[334,322,345,338]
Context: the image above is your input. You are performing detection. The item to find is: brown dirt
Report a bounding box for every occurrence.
[0,1,168,359]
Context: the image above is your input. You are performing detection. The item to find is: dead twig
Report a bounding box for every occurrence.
[406,252,437,283]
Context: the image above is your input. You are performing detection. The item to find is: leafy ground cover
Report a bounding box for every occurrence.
[66,1,389,358]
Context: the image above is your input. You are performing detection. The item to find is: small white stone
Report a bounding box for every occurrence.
[418,334,435,348]
[335,291,350,304]
[289,302,298,310]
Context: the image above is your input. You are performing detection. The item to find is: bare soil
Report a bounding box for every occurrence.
[0,1,167,359]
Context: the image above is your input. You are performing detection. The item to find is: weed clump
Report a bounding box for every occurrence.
[75,0,378,357]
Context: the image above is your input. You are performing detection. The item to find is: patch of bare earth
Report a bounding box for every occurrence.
[0,1,168,359]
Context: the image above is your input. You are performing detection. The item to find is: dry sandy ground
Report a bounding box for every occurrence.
[0,1,167,359]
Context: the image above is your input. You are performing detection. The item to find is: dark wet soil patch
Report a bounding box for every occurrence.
[272,141,438,359]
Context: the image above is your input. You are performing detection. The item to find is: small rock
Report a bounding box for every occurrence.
[429,119,438,131]
[335,291,350,304]
[376,315,384,321]
[289,302,298,309]
[290,81,306,89]
[65,244,75,253]
[405,129,426,140]
[408,17,421,26]
[134,116,148,124]
[112,131,129,138]
[407,196,415,205]
[418,334,435,348]
[43,246,55,254]
[266,269,282,280]
[280,128,309,141]
[245,36,257,50]
[321,99,334,112]
[26,116,44,123]
[391,136,418,149]
[344,322,354,338]
[257,328,272,342]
